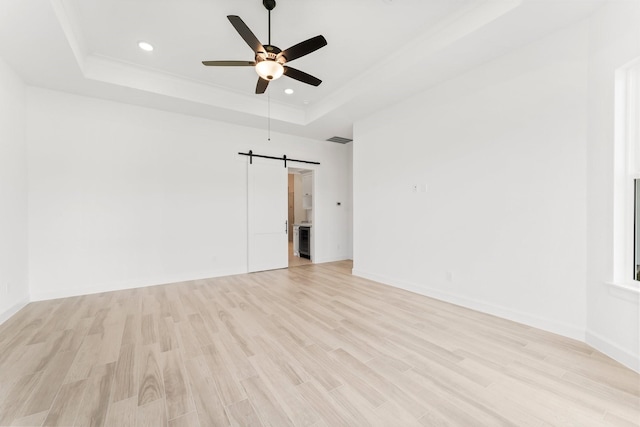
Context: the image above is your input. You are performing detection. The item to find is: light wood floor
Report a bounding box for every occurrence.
[0,261,638,427]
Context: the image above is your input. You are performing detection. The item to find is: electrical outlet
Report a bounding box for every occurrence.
[2,282,8,294]
[446,271,453,282]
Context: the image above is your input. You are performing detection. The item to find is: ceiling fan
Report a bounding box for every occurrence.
[202,0,327,94]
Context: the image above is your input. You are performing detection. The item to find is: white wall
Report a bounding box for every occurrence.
[27,88,351,300]
[353,24,589,340]
[0,57,29,322]
[585,1,640,371]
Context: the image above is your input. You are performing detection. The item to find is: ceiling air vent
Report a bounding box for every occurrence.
[326,136,353,144]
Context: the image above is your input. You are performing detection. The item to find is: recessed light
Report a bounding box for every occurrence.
[284,88,294,95]
[138,41,154,52]
[303,100,310,105]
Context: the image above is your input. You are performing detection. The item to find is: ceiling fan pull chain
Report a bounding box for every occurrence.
[268,92,271,141]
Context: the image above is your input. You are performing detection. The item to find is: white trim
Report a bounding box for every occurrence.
[352,269,585,341]
[0,298,30,326]
[586,329,640,373]
[606,281,640,295]
[613,59,640,286]
[314,255,351,264]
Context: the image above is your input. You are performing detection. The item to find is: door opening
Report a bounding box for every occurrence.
[288,168,314,267]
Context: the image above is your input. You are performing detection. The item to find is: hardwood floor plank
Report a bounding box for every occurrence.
[41,379,87,426]
[112,343,137,403]
[141,314,158,346]
[274,335,342,392]
[27,300,73,345]
[136,398,168,427]
[184,356,229,426]
[328,384,381,426]
[225,399,263,427]
[174,320,202,361]
[75,362,116,427]
[65,333,103,383]
[214,328,258,382]
[186,313,213,348]
[162,349,194,420]
[0,340,46,383]
[104,396,137,427]
[98,319,126,367]
[201,343,246,406]
[9,410,49,427]
[18,349,76,417]
[137,344,164,407]
[240,375,293,427]
[158,316,178,353]
[168,411,201,427]
[375,401,424,427]
[216,306,255,357]
[0,318,44,367]
[0,371,42,426]
[248,351,320,426]
[296,380,356,426]
[303,344,386,408]
[0,302,48,345]
[88,308,111,336]
[121,315,140,347]
[331,347,427,418]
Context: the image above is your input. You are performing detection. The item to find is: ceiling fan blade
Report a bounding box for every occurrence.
[283,66,322,86]
[256,77,270,94]
[227,15,265,54]
[279,35,327,62]
[202,60,256,66]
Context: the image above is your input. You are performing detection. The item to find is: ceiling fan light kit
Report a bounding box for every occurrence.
[255,59,284,81]
[202,0,327,94]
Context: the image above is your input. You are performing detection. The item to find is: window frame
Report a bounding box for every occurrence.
[613,58,640,288]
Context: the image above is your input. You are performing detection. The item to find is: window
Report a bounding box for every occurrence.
[613,59,640,286]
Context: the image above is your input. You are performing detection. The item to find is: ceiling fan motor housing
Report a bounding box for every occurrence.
[256,46,283,62]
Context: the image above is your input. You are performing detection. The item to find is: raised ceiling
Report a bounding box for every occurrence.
[0,0,606,140]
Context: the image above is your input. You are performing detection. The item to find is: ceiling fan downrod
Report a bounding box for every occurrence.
[263,0,276,45]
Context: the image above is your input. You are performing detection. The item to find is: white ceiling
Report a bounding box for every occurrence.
[0,0,606,141]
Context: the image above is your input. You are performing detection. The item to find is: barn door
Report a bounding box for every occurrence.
[247,157,288,272]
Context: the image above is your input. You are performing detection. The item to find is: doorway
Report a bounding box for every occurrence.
[288,168,313,267]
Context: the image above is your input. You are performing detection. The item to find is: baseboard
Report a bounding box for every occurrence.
[586,330,640,373]
[29,268,244,302]
[0,297,30,325]
[313,255,350,264]
[352,269,585,341]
